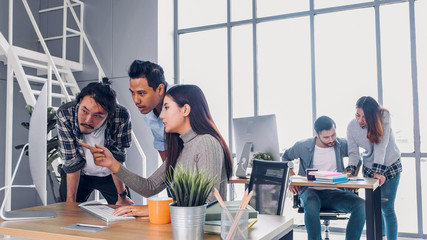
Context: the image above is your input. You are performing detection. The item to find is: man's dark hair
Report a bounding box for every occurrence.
[76,78,117,116]
[128,60,167,91]
[314,115,336,134]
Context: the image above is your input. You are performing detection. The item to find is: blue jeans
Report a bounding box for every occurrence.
[381,172,401,240]
[300,188,366,240]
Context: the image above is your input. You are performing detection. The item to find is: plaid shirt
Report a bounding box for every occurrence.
[346,158,402,180]
[56,101,132,173]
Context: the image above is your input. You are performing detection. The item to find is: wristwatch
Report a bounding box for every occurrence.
[287,161,294,170]
[118,189,128,197]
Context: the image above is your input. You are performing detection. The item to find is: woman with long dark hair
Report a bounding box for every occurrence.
[346,96,402,240]
[82,84,232,217]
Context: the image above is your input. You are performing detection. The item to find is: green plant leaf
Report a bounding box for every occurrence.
[21,122,30,130]
[165,164,218,207]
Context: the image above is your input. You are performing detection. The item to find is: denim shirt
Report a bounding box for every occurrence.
[140,84,172,151]
[281,137,348,176]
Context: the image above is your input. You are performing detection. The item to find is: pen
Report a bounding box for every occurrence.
[248,219,257,229]
[76,223,105,229]
[206,200,218,208]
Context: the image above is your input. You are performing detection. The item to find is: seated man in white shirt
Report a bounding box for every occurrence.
[282,116,365,240]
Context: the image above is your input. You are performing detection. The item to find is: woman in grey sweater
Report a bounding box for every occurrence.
[346,96,402,240]
[82,84,233,217]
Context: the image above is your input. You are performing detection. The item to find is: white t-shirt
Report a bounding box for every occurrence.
[313,145,337,172]
[82,123,111,177]
[312,145,338,190]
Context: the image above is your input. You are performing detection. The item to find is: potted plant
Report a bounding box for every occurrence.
[15,105,61,202]
[166,165,218,240]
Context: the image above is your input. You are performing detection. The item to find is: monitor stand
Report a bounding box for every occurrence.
[235,142,253,178]
[0,141,55,221]
[0,185,55,221]
[1,208,55,220]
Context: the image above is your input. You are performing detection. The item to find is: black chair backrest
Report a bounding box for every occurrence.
[248,159,290,215]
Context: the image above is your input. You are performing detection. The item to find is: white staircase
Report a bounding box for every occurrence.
[1,0,147,210]
[0,32,81,108]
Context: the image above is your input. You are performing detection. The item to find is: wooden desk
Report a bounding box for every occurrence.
[229,176,250,184]
[291,177,381,240]
[0,203,293,240]
[228,176,250,200]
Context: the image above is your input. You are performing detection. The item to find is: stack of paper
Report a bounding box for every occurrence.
[310,171,349,184]
[205,201,258,221]
[204,218,257,233]
[204,200,258,233]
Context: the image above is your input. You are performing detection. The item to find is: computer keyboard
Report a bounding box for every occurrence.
[79,204,135,223]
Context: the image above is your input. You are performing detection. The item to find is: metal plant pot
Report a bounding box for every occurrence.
[169,202,207,240]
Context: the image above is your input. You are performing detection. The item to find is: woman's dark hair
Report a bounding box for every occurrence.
[356,96,388,144]
[164,84,233,180]
[76,78,117,116]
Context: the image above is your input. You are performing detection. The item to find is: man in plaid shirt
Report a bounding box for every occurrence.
[56,79,134,205]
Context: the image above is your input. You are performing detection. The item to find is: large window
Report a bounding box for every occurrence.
[169,0,427,238]
[315,8,377,137]
[380,2,414,153]
[179,29,229,142]
[416,0,427,152]
[232,25,254,119]
[257,18,312,149]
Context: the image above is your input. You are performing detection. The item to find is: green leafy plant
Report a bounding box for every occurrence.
[14,105,60,202]
[249,152,273,167]
[166,165,218,207]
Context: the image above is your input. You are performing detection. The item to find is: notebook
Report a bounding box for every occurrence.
[205,201,258,221]
[204,218,257,233]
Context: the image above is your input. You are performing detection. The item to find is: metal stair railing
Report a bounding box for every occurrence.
[22,0,72,103]
[0,32,37,106]
[64,0,106,80]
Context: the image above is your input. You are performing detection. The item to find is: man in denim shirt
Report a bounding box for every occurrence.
[57,79,133,205]
[127,60,170,161]
[282,116,365,240]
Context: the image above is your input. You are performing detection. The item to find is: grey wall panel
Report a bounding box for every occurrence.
[112,0,158,78]
[73,0,113,81]
[0,0,8,37]
[0,80,5,203]
[13,0,40,51]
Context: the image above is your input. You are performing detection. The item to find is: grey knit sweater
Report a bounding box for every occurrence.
[115,129,227,202]
[347,111,401,169]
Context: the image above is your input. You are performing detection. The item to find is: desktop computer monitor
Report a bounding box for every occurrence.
[1,84,55,220]
[233,114,281,178]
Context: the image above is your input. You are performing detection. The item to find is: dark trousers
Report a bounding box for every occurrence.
[59,167,130,204]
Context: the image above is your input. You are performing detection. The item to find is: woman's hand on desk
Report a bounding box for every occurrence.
[289,185,300,194]
[373,172,386,186]
[342,171,354,177]
[114,205,148,217]
[80,142,122,173]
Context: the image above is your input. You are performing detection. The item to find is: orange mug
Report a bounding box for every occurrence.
[148,197,174,224]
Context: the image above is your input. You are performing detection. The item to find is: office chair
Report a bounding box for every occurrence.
[290,160,363,239]
[293,193,349,240]
[247,159,290,216]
